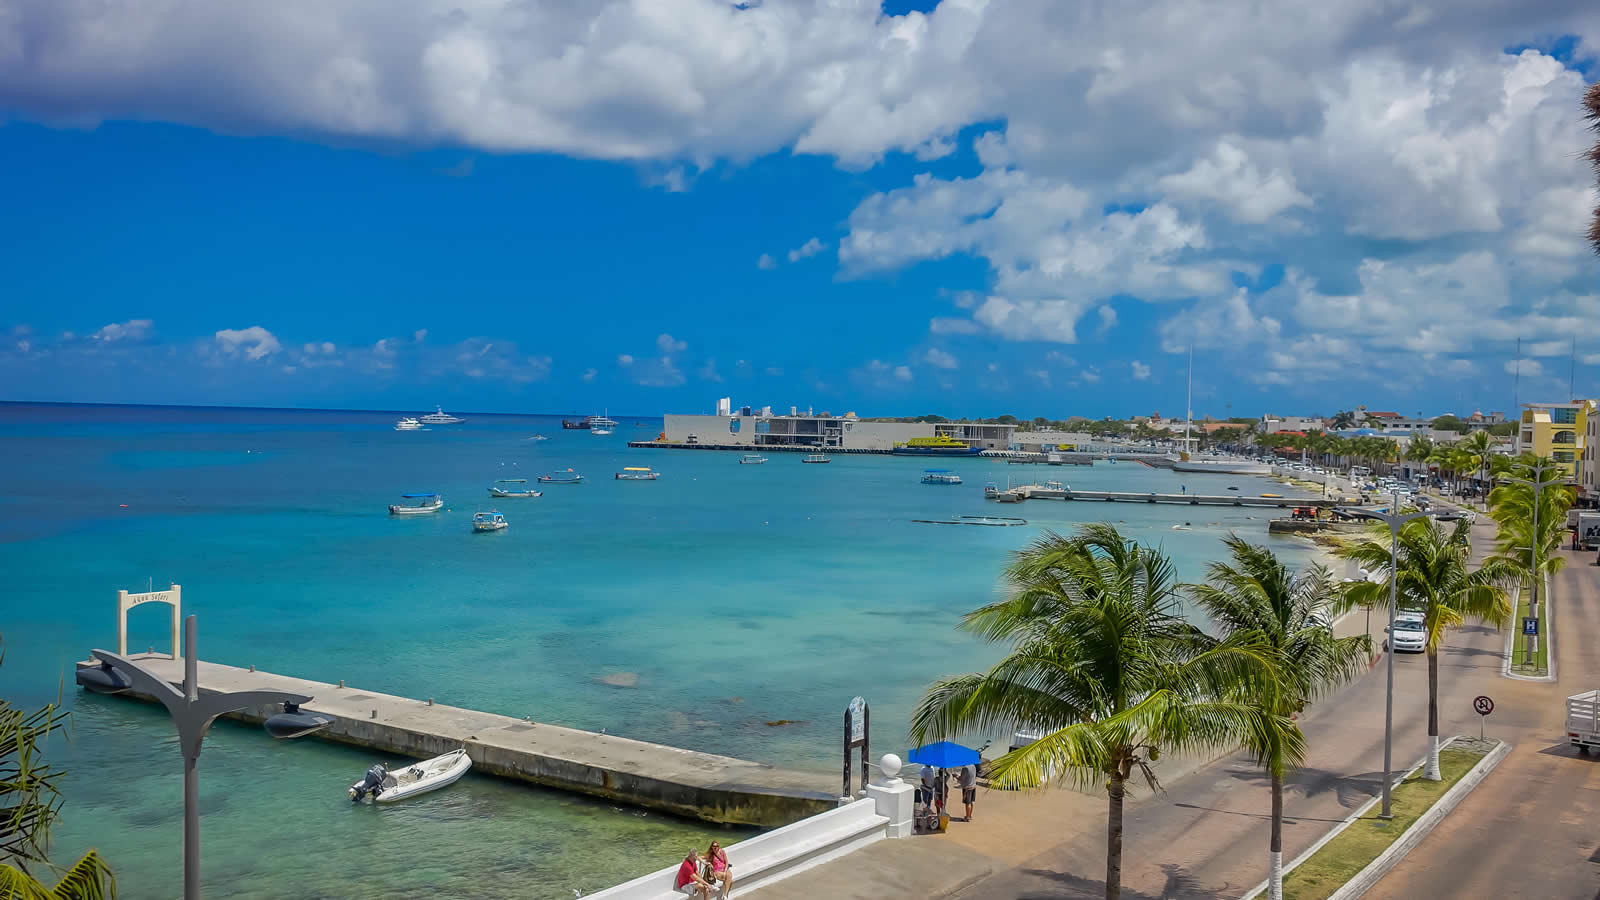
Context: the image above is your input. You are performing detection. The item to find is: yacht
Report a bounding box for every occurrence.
[920,469,963,485]
[590,426,613,436]
[586,413,619,428]
[394,417,424,431]
[418,406,464,425]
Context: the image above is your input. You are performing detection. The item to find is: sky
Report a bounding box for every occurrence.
[2,0,1599,419]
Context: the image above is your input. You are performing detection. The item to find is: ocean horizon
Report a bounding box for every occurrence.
[0,402,1324,898]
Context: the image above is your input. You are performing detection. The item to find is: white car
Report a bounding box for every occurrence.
[1385,613,1426,653]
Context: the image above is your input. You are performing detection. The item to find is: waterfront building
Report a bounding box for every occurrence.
[1518,400,1596,480]
[662,412,1015,451]
[1260,414,1327,434]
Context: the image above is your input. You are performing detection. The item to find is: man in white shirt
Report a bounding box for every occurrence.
[958,764,977,821]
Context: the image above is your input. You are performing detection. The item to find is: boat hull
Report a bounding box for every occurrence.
[389,503,443,515]
[891,446,983,456]
[353,750,473,804]
[488,489,542,498]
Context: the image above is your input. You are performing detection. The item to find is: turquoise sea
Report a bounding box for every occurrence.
[0,403,1320,898]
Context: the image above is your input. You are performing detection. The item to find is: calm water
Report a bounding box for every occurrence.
[0,404,1320,898]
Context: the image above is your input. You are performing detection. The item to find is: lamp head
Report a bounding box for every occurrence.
[263,700,334,739]
[76,662,132,695]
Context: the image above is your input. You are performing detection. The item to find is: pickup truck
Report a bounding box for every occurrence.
[1568,691,1600,754]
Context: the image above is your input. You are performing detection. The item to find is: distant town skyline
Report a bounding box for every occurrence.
[3,4,1597,415]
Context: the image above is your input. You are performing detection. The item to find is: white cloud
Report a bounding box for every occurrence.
[1582,354,1600,367]
[1130,360,1151,380]
[1158,139,1312,224]
[698,359,723,382]
[582,368,598,383]
[1080,369,1102,384]
[629,356,685,387]
[930,317,981,335]
[765,366,783,376]
[922,347,959,369]
[1524,341,1569,357]
[413,329,427,342]
[1507,359,1545,377]
[893,365,913,382]
[757,253,777,270]
[302,341,336,354]
[1095,305,1117,336]
[92,319,152,342]
[787,237,827,262]
[214,326,281,360]
[617,354,635,367]
[656,333,687,353]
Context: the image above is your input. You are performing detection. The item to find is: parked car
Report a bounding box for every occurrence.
[1384,613,1426,653]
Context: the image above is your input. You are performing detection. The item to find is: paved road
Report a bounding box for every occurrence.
[1363,550,1600,900]
[949,517,1575,900]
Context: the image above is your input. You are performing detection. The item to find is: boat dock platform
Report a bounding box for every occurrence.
[76,654,835,827]
[987,484,1336,508]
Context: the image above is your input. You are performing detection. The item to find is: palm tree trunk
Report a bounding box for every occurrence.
[1268,769,1285,900]
[1425,649,1442,780]
[1106,773,1125,900]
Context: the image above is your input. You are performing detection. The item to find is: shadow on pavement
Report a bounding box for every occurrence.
[1008,862,1241,900]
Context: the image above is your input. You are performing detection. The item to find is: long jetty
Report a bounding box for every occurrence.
[988,484,1336,508]
[76,654,834,827]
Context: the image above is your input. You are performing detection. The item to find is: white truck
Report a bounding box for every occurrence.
[1568,691,1600,755]
[1574,511,1600,550]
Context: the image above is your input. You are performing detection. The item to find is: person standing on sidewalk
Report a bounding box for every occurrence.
[958,764,978,821]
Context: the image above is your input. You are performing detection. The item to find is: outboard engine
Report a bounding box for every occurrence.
[349,764,388,802]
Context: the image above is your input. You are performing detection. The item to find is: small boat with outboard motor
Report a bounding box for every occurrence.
[537,469,584,484]
[488,479,541,498]
[349,749,472,803]
[472,511,508,532]
[389,493,443,515]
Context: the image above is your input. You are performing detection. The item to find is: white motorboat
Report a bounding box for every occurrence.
[802,453,832,464]
[739,454,768,465]
[389,493,443,515]
[528,435,549,442]
[394,417,425,431]
[590,427,613,436]
[920,469,962,485]
[488,479,542,498]
[418,406,464,425]
[615,466,658,481]
[472,511,508,532]
[349,749,472,803]
[586,412,619,428]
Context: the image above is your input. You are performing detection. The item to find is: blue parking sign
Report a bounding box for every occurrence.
[1522,617,1539,636]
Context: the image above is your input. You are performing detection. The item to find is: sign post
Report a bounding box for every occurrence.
[843,696,870,800]
[118,584,182,659]
[1522,617,1539,637]
[1473,695,1494,741]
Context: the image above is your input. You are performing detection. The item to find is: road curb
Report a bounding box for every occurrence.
[1239,736,1508,900]
[1501,575,1557,683]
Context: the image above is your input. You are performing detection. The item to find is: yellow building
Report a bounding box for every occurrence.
[1518,400,1596,479]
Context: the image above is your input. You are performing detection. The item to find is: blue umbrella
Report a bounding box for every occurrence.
[907,741,980,768]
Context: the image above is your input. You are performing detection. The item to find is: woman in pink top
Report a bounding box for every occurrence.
[706,840,734,897]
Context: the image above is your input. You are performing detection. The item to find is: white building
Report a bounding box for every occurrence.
[1261,415,1327,434]
[661,413,1015,451]
[716,397,732,416]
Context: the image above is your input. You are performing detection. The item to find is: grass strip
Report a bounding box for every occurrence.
[1282,746,1488,900]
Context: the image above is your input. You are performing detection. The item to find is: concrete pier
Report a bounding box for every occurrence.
[988,485,1336,508]
[76,654,835,827]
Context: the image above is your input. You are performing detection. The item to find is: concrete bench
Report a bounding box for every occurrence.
[589,798,890,899]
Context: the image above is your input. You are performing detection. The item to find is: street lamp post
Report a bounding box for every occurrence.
[1500,463,1561,667]
[76,615,332,900]
[1366,490,1429,820]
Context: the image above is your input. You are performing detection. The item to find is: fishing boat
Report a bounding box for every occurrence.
[802,453,832,464]
[418,406,464,425]
[739,453,768,465]
[349,749,472,803]
[537,469,584,484]
[615,466,658,481]
[488,479,541,498]
[920,469,962,485]
[472,511,508,532]
[388,493,443,515]
[890,435,982,456]
[394,417,424,431]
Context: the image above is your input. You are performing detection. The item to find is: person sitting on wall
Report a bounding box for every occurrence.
[705,840,734,898]
[675,849,713,899]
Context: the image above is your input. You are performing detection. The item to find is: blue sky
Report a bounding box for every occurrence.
[2,1,1597,419]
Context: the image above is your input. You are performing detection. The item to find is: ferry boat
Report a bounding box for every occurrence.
[418,406,464,425]
[739,454,768,465]
[472,511,508,532]
[488,479,542,498]
[394,417,424,431]
[802,453,832,464]
[891,435,982,456]
[389,493,443,515]
[615,466,658,481]
[921,469,963,485]
[537,469,584,484]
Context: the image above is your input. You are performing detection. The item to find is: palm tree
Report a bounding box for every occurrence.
[1487,471,1575,664]
[1447,447,1479,500]
[0,641,117,897]
[1586,80,1599,255]
[911,524,1298,900]
[1191,537,1370,900]
[1458,431,1494,503]
[1339,520,1515,779]
[1405,434,1434,465]
[1330,410,1357,431]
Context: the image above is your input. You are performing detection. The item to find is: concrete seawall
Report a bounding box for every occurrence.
[76,654,835,827]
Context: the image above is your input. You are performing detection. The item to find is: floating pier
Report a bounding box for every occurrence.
[987,485,1337,508]
[76,654,835,827]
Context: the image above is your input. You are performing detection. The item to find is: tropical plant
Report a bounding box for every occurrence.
[0,641,117,898]
[1190,537,1370,900]
[1587,80,1600,255]
[911,525,1298,900]
[1330,410,1357,431]
[1339,520,1516,779]
[1405,434,1434,464]
[1458,431,1494,504]
[1486,465,1576,666]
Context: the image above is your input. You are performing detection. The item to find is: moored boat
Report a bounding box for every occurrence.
[418,406,464,425]
[739,453,768,465]
[394,417,424,431]
[802,453,832,464]
[591,427,613,435]
[389,493,443,515]
[472,511,508,532]
[615,466,658,480]
[537,469,584,484]
[891,435,982,456]
[920,469,962,485]
[561,419,591,430]
[488,479,542,498]
[349,749,472,803]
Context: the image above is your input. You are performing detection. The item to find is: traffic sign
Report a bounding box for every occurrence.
[1473,695,1494,739]
[1522,617,1539,636]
